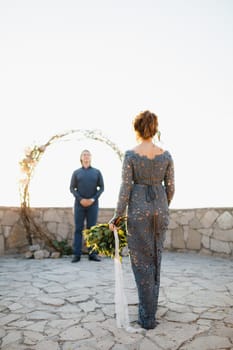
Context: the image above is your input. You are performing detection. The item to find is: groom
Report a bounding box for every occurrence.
[70,149,104,262]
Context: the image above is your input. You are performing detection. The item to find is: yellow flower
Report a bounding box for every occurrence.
[83,218,127,258]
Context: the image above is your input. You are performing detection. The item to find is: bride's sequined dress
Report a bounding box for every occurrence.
[113,150,175,329]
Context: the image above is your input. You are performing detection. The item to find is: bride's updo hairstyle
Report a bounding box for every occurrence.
[133,110,158,140]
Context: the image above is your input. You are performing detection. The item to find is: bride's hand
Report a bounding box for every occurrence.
[109,223,115,231]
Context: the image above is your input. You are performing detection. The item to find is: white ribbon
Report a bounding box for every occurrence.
[113,228,144,333]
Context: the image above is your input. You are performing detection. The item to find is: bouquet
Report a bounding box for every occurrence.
[83,217,127,259]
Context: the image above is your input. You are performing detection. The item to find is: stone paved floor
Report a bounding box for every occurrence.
[0,251,233,350]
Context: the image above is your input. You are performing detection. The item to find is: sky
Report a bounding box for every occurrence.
[0,0,233,210]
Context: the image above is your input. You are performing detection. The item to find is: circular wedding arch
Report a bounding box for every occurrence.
[19,129,124,251]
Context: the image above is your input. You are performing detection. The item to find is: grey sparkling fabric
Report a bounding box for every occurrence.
[113,149,175,329]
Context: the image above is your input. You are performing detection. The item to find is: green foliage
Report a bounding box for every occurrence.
[53,239,73,256]
[83,218,127,259]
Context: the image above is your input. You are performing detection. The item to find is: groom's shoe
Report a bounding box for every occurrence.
[88,254,101,262]
[71,255,81,263]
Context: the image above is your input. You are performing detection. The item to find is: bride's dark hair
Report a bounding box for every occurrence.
[133,110,158,140]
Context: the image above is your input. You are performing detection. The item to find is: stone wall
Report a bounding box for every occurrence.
[0,206,232,258]
[166,208,233,258]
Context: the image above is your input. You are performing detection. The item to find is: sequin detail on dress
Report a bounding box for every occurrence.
[113,150,175,329]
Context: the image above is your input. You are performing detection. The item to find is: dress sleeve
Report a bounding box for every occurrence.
[110,152,133,223]
[164,155,175,206]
